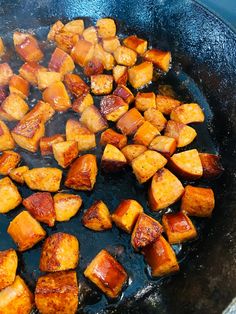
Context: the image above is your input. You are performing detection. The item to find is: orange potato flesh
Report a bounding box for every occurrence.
[84,58,104,76]
[93,44,115,71]
[113,65,128,85]
[144,108,167,132]
[121,144,147,163]
[54,193,82,222]
[82,26,98,44]
[47,20,64,41]
[96,18,116,39]
[123,35,147,55]
[199,153,224,179]
[64,73,89,97]
[37,71,62,90]
[134,121,160,146]
[100,128,127,150]
[164,120,197,147]
[40,134,65,156]
[0,249,18,290]
[0,121,15,151]
[170,103,205,124]
[135,92,156,112]
[43,81,71,111]
[54,31,79,53]
[149,135,177,158]
[71,39,94,67]
[63,19,84,34]
[144,49,171,72]
[100,95,128,122]
[0,177,22,214]
[9,74,30,99]
[1,94,29,121]
[0,150,20,175]
[72,93,94,113]
[114,46,137,66]
[116,108,144,135]
[9,166,29,184]
[156,94,181,115]
[102,36,120,53]
[24,100,55,123]
[80,105,108,133]
[48,47,75,75]
[0,63,13,86]
[113,85,134,104]
[91,74,113,95]
[19,62,47,86]
[53,140,79,168]
[101,144,127,173]
[128,61,153,89]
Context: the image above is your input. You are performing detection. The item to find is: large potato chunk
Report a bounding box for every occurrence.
[144,49,171,72]
[54,31,78,54]
[84,250,127,298]
[24,167,62,192]
[71,39,94,67]
[64,73,89,97]
[93,44,114,71]
[121,144,147,163]
[1,94,29,121]
[7,211,46,251]
[91,74,113,95]
[0,121,15,151]
[72,93,94,113]
[164,120,197,147]
[102,36,120,53]
[113,65,128,85]
[47,20,64,41]
[0,177,22,213]
[40,232,79,272]
[128,61,153,89]
[83,26,98,44]
[37,70,62,90]
[0,249,18,290]
[101,144,127,172]
[9,74,30,99]
[149,135,176,158]
[100,95,128,122]
[63,19,84,34]
[156,94,181,115]
[53,141,79,168]
[43,81,71,112]
[19,62,47,86]
[25,100,55,123]
[114,46,137,66]
[84,58,104,76]
[9,166,29,184]
[123,35,147,55]
[100,128,127,149]
[144,108,167,132]
[0,150,20,175]
[54,193,82,222]
[113,85,134,105]
[116,108,144,136]
[0,63,13,86]
[199,153,224,179]
[40,134,65,156]
[170,103,205,124]
[35,271,78,314]
[49,47,75,75]
[96,18,116,39]
[133,121,160,146]
[80,105,108,133]
[135,92,156,112]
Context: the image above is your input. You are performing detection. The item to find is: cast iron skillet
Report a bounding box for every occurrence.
[0,0,235,313]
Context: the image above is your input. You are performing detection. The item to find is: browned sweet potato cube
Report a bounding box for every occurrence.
[100,95,128,122]
[144,108,167,132]
[71,39,94,67]
[0,150,20,175]
[181,185,215,217]
[114,46,137,66]
[144,49,171,72]
[25,100,55,123]
[156,94,181,115]
[91,74,113,95]
[123,35,147,55]
[134,121,160,146]
[0,37,5,56]
[135,92,156,112]
[132,150,167,183]
[0,63,13,86]
[19,62,47,86]
[143,236,179,277]
[84,58,104,76]
[64,73,89,97]
[128,61,153,89]
[63,19,84,34]
[40,232,79,272]
[82,26,98,44]
[40,134,65,156]
[49,47,75,75]
[112,199,143,233]
[65,154,97,191]
[54,31,79,53]
[9,75,30,99]
[164,120,197,147]
[101,144,127,172]
[131,213,163,250]
[82,200,112,231]
[80,105,108,133]
[100,128,127,149]
[116,108,144,135]
[121,144,147,163]
[199,153,224,179]
[149,135,176,158]
[103,36,120,53]
[37,70,62,90]
[35,271,78,314]
[0,120,15,151]
[23,192,56,227]
[9,166,29,184]
[113,85,134,104]
[47,20,64,41]
[93,44,115,71]
[84,249,127,298]
[43,81,71,111]
[0,177,22,213]
[0,249,18,290]
[54,193,82,222]
[1,94,29,121]
[96,18,116,39]
[53,140,79,168]
[72,93,94,113]
[113,65,128,85]
[7,211,46,251]
[170,103,205,124]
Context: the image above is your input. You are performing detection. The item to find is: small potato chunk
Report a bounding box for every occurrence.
[1,94,29,121]
[83,26,98,44]
[54,31,79,54]
[24,167,62,192]
[19,62,47,86]
[80,105,108,133]
[143,236,179,277]
[65,154,97,191]
[131,213,163,250]
[72,93,94,113]
[144,49,171,72]
[24,100,55,123]
[101,144,127,172]
[103,36,120,53]
[35,271,78,314]
[113,85,134,104]
[162,212,197,244]
[64,73,89,97]
[100,128,127,149]
[149,136,176,158]
[0,63,13,86]
[0,150,20,175]
[170,103,205,124]
[0,177,22,213]
[84,58,104,76]
[123,35,147,55]
[96,18,116,39]
[131,150,167,184]
[71,39,94,67]
[121,144,147,163]
[37,71,62,90]
[40,232,79,272]
[116,108,144,135]
[54,193,82,222]
[144,108,167,132]
[199,153,224,179]
[23,192,56,227]
[113,65,128,85]
[128,61,153,89]
[0,121,15,151]
[63,19,84,34]
[0,275,34,314]
[40,134,65,156]
[49,47,75,75]
[7,211,46,251]
[181,185,215,217]
[9,74,30,99]
[0,37,5,56]
[53,141,79,168]
[164,120,197,147]
[93,44,115,71]
[169,149,203,179]
[114,46,137,66]
[0,249,18,290]
[135,92,156,112]
[156,94,181,115]
[134,121,160,146]
[9,166,29,184]
[84,249,127,298]
[82,200,112,231]
[112,199,143,233]
[100,95,128,122]
[47,20,64,41]
[91,74,113,95]
[43,81,71,112]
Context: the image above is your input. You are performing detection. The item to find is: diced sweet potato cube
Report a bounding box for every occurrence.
[181,185,215,217]
[169,149,203,179]
[0,177,22,213]
[144,108,167,132]
[47,20,64,41]
[93,44,114,71]
[37,70,62,90]
[103,36,120,53]
[0,276,34,314]
[100,95,128,122]
[135,92,155,112]
[35,271,78,314]
[96,18,116,39]
[19,62,47,86]
[82,26,98,44]
[0,63,13,86]
[9,166,29,184]
[134,121,160,146]
[156,94,181,115]
[7,211,46,251]
[24,167,62,192]
[199,153,224,179]
[123,35,147,55]
[40,232,79,272]
[72,93,94,113]
[113,65,128,85]
[9,74,30,99]
[0,150,20,175]
[84,58,104,76]
[149,135,176,158]
[144,49,171,72]
[170,103,205,124]
[64,73,89,97]
[0,249,18,290]
[0,121,15,151]
[54,31,79,53]
[131,213,163,250]
[100,128,127,149]
[82,200,112,231]
[80,105,108,133]
[112,199,143,233]
[53,140,79,168]
[25,100,55,123]
[128,61,153,89]
[65,154,97,191]
[84,249,127,298]
[121,144,147,163]
[114,46,137,66]
[23,192,56,227]
[101,144,127,172]
[0,37,5,56]
[1,94,29,121]
[116,108,144,135]
[131,150,167,183]
[40,134,64,156]
[71,39,94,67]
[143,236,179,277]
[54,193,82,222]
[113,85,134,104]
[48,47,75,75]
[63,19,84,34]
[164,120,197,147]
[43,81,71,111]
[91,74,113,95]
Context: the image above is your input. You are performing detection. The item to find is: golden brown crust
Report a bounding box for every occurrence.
[0,249,18,290]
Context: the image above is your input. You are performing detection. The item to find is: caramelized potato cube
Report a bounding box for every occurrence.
[181,185,215,217]
[128,61,153,89]
[112,199,143,233]
[65,154,97,191]
[144,108,167,131]
[131,213,163,250]
[101,144,127,172]
[96,18,116,39]
[24,167,62,192]
[199,153,224,179]
[54,193,82,222]
[40,232,79,272]
[63,19,84,34]
[116,108,144,135]
[0,150,20,175]
[0,37,5,56]
[121,144,147,163]
[54,31,79,53]
[0,121,15,151]
[84,249,127,298]
[80,105,108,133]
[35,271,78,314]
[40,134,65,156]
[64,73,89,97]
[49,47,75,75]
[1,94,29,121]
[9,166,29,184]
[169,149,203,179]
[156,94,181,115]
[0,249,18,290]
[135,92,156,112]
[144,49,171,72]
[0,177,22,213]
[37,70,62,90]
[72,93,94,113]
[93,44,115,71]
[82,200,112,231]
[82,26,98,44]
[123,35,147,55]
[100,128,127,149]
[134,121,160,146]
[100,95,128,122]
[143,236,179,277]
[43,81,71,111]
[24,100,55,123]
[0,63,13,86]
[103,36,120,53]
[149,135,176,158]
[19,62,47,86]
[113,65,128,85]
[23,192,56,227]
[47,20,64,41]
[114,46,137,66]
[170,103,205,124]
[91,74,113,95]
[71,39,94,67]
[113,85,134,104]
[9,74,30,99]
[164,120,197,147]
[53,140,79,168]
[131,150,167,183]
[7,211,46,251]
[84,58,104,76]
